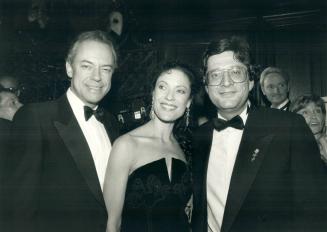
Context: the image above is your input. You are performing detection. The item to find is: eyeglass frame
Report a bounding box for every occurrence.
[0,86,21,96]
[204,65,249,87]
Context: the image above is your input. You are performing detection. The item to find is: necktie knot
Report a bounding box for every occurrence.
[212,115,244,131]
[84,106,104,123]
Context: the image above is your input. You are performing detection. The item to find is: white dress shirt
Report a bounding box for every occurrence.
[274,99,289,111]
[207,107,248,232]
[66,88,112,190]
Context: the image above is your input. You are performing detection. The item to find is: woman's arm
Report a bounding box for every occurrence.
[103,135,133,232]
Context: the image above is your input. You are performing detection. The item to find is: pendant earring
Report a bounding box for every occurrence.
[150,100,155,119]
[185,107,190,127]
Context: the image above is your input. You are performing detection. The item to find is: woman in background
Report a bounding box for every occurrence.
[103,62,199,232]
[290,94,327,164]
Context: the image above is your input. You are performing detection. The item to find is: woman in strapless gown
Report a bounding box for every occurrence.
[103,62,199,232]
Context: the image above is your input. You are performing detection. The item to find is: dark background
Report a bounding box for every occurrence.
[1,0,326,131]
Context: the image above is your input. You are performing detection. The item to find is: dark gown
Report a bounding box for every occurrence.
[121,157,192,232]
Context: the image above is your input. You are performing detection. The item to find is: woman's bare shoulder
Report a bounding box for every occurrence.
[126,123,154,140]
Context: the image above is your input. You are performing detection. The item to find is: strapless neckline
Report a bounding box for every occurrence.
[121,155,191,232]
[129,157,187,184]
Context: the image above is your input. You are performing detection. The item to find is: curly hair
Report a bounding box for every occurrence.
[150,61,201,98]
[290,94,326,115]
[150,61,201,165]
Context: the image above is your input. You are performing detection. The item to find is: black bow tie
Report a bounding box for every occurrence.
[84,106,105,123]
[212,115,244,131]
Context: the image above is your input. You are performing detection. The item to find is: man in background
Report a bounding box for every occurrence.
[260,66,291,110]
[0,81,23,229]
[0,74,21,98]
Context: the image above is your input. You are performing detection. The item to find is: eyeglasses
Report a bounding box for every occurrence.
[0,86,21,96]
[206,66,248,86]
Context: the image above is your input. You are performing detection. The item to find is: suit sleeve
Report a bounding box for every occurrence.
[290,114,327,231]
[5,105,44,232]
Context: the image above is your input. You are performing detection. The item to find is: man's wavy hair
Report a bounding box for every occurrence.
[66,30,118,69]
[202,36,252,83]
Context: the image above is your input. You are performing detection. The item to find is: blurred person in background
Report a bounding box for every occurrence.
[260,67,291,110]
[0,83,23,229]
[290,94,327,165]
[0,74,21,98]
[0,86,23,121]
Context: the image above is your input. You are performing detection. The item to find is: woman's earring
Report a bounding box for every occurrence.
[185,107,190,127]
[150,100,155,119]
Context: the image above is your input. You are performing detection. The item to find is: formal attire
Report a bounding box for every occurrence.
[0,118,11,229]
[0,118,11,184]
[120,158,192,232]
[192,107,327,232]
[4,90,120,232]
[273,99,290,111]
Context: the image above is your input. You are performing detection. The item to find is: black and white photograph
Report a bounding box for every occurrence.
[1,0,327,231]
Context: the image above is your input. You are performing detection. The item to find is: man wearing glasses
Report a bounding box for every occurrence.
[0,75,21,98]
[191,36,327,232]
[0,74,23,121]
[0,75,23,224]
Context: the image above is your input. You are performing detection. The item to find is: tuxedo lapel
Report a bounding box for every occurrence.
[193,122,215,232]
[102,112,119,144]
[53,96,105,208]
[195,121,215,189]
[221,110,275,232]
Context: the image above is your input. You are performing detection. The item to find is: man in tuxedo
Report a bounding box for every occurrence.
[0,89,23,227]
[191,36,327,232]
[260,66,291,110]
[5,30,120,232]
[0,88,23,179]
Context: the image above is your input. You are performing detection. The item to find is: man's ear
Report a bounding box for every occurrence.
[66,62,73,78]
[261,85,266,96]
[186,98,192,109]
[205,85,209,95]
[249,80,254,92]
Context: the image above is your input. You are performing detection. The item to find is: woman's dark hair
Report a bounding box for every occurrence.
[151,61,201,98]
[290,94,326,115]
[150,61,201,164]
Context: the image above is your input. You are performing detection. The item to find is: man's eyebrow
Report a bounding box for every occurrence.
[80,60,93,64]
[80,60,113,67]
[101,64,113,67]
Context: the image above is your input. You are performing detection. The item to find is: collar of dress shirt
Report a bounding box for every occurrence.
[217,103,249,126]
[274,99,289,110]
[66,88,99,121]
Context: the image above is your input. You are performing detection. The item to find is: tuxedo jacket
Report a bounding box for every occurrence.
[279,100,291,111]
[4,95,120,232]
[0,118,11,229]
[192,107,327,232]
[0,118,11,185]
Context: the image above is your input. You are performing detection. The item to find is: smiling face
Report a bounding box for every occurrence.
[205,51,253,119]
[152,69,192,123]
[262,73,289,107]
[297,102,325,135]
[66,40,115,108]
